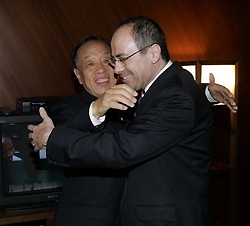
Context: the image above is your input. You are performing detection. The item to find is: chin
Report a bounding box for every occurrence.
[96,86,109,95]
[124,81,136,89]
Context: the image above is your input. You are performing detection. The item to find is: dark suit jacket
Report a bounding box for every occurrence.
[48,89,129,226]
[47,62,214,226]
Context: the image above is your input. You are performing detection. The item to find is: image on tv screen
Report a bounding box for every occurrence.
[1,123,64,195]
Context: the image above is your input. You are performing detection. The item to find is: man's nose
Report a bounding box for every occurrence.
[96,62,106,73]
[114,61,125,74]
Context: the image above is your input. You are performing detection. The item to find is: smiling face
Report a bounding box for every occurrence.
[111,26,162,91]
[73,41,116,97]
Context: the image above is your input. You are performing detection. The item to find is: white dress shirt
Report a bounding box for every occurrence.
[90,60,216,126]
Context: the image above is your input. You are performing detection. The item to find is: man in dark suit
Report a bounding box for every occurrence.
[29,17,237,226]
[47,36,132,226]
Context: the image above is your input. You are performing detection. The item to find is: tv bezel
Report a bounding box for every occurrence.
[0,114,63,211]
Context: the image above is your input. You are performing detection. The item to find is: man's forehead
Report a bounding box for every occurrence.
[111,27,137,54]
[78,41,110,57]
[81,41,109,51]
[112,26,133,43]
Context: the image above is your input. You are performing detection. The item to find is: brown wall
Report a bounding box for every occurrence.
[0,0,249,225]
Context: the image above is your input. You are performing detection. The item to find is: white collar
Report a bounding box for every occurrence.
[144,60,173,93]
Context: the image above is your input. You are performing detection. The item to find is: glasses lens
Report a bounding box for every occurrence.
[109,57,126,67]
[108,57,115,66]
[118,58,126,66]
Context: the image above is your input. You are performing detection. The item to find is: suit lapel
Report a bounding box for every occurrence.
[78,88,96,105]
[136,62,183,116]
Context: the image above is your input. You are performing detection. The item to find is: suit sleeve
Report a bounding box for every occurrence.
[47,98,72,126]
[49,97,99,132]
[47,86,195,169]
[199,83,207,93]
[62,105,98,131]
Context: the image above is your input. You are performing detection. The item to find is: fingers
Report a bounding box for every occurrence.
[27,124,36,131]
[232,106,238,113]
[209,73,215,84]
[92,84,138,118]
[222,94,238,113]
[28,127,37,150]
[221,86,233,98]
[28,125,35,144]
[113,84,138,96]
[39,107,48,119]
[26,109,53,152]
[113,94,137,109]
[226,101,238,113]
[28,132,33,139]
[109,84,138,102]
[104,84,138,108]
[34,145,42,152]
[225,103,237,113]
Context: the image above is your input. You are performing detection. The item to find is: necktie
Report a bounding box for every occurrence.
[134,90,145,118]
[137,89,145,106]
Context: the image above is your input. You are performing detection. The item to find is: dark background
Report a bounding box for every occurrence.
[0,1,249,225]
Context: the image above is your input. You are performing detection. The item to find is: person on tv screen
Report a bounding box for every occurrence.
[2,136,27,193]
[2,137,21,162]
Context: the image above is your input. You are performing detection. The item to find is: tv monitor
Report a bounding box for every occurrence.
[0,114,65,211]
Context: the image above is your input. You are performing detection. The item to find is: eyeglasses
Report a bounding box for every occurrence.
[109,44,154,67]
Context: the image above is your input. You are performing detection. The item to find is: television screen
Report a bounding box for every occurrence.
[0,114,65,211]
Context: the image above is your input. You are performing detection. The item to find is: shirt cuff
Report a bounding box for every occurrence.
[89,102,106,126]
[205,86,217,102]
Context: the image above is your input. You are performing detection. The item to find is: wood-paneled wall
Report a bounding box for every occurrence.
[0,0,249,225]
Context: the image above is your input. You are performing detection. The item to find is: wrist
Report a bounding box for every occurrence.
[206,85,217,102]
[92,101,104,119]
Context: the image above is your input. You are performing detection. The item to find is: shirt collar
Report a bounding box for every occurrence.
[144,60,173,93]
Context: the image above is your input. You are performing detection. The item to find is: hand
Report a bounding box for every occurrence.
[208,73,238,113]
[92,84,138,118]
[28,107,55,151]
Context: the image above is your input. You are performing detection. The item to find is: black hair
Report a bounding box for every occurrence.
[115,16,170,62]
[70,36,111,69]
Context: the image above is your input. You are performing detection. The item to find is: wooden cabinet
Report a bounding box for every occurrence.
[0,207,55,226]
[211,105,237,226]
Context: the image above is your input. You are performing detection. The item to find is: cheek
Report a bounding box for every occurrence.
[82,77,95,91]
[126,64,141,80]
[135,61,149,79]
[106,67,116,83]
[80,73,96,91]
[81,69,94,84]
[109,75,116,86]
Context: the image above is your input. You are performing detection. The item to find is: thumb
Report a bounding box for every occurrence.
[209,73,215,84]
[39,107,48,120]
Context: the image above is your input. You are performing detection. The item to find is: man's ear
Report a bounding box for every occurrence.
[73,68,83,84]
[150,44,161,64]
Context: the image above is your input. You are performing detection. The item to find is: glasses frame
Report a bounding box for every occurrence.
[109,44,154,66]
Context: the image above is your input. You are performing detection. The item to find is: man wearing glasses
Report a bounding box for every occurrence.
[30,16,237,226]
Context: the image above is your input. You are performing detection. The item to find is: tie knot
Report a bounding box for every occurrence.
[134,89,145,117]
[140,89,145,98]
[137,89,145,106]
